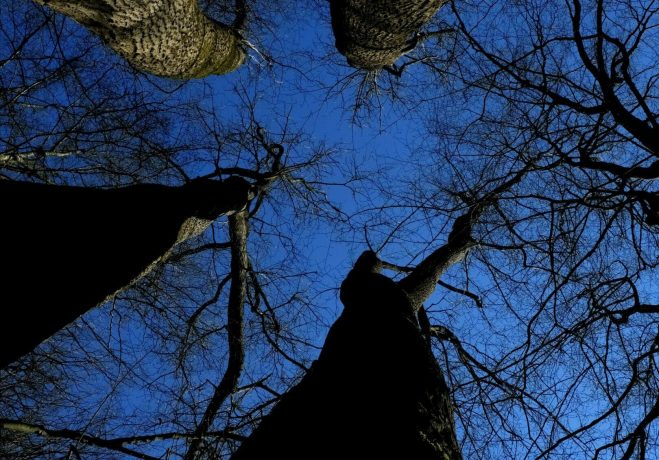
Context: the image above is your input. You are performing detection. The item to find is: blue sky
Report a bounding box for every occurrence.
[1,1,658,459]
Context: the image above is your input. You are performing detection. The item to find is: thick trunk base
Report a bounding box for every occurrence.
[231,267,461,459]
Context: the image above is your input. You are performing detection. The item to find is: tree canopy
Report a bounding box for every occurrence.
[1,0,657,459]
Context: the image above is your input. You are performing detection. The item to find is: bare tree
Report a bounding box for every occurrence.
[0,176,253,369]
[380,0,659,456]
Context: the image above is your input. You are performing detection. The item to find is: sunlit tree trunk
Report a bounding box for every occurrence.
[330,0,446,70]
[0,177,251,369]
[34,0,245,78]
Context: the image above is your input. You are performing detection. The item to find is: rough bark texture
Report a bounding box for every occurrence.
[0,177,251,369]
[34,0,245,78]
[398,213,476,310]
[330,0,447,70]
[231,251,462,459]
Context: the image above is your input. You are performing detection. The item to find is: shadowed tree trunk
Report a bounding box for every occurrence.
[227,176,524,458]
[0,176,251,369]
[230,250,462,459]
[330,0,446,70]
[33,0,245,78]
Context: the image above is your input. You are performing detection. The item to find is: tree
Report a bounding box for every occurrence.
[31,0,245,78]
[231,247,464,458]
[401,0,659,455]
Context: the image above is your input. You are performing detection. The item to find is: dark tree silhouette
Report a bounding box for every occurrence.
[232,250,461,459]
[0,177,251,369]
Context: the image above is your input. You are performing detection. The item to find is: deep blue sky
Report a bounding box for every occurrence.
[2,1,658,459]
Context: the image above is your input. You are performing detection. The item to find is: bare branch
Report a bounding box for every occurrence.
[436,279,483,309]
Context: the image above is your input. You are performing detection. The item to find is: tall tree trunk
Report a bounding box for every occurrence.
[34,0,245,78]
[0,177,251,369]
[231,252,462,459]
[330,0,446,70]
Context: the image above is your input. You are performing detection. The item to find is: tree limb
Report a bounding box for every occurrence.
[184,210,248,460]
[397,211,478,309]
[397,167,530,309]
[0,418,245,460]
[437,279,483,309]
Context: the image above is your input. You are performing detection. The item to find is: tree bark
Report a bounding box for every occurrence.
[34,0,245,78]
[0,177,251,369]
[231,253,462,459]
[330,0,447,70]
